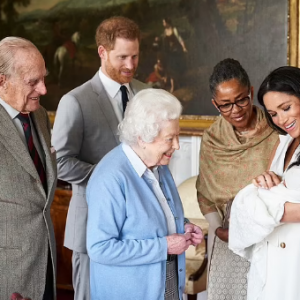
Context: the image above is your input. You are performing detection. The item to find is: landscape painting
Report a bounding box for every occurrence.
[0,0,288,115]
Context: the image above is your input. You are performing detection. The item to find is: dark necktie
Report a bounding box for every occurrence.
[120,85,129,112]
[16,113,47,192]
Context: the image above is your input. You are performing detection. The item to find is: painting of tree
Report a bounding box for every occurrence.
[0,0,31,37]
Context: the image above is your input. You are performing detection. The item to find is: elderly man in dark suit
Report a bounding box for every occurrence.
[51,16,148,300]
[0,37,57,300]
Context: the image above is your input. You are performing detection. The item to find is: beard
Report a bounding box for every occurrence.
[105,58,136,84]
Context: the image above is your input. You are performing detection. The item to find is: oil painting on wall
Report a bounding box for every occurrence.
[0,0,288,115]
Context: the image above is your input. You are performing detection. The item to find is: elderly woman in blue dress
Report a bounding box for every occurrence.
[86,88,203,300]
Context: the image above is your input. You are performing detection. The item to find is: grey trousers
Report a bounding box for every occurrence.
[165,258,180,300]
[72,251,90,300]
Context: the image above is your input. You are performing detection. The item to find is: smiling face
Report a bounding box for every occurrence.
[1,48,47,112]
[263,91,300,139]
[99,37,139,84]
[141,119,180,169]
[212,78,255,132]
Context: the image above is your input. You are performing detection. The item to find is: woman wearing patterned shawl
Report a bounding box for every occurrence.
[196,58,278,300]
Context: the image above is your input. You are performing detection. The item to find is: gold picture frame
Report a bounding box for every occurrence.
[179,115,218,136]
[179,0,299,136]
[289,0,300,67]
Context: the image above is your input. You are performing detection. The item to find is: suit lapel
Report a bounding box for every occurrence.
[129,79,140,95]
[91,72,119,144]
[0,105,40,182]
[31,109,56,200]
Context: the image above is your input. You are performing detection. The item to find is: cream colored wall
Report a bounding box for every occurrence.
[169,136,202,187]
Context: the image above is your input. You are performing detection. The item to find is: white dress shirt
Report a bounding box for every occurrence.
[99,68,134,123]
[122,143,176,234]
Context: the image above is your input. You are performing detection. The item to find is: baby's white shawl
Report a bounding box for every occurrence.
[229,183,300,300]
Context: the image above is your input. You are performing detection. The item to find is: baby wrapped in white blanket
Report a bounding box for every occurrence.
[229,166,300,300]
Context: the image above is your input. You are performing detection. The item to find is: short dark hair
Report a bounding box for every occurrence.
[95,16,140,50]
[209,58,250,98]
[257,66,300,135]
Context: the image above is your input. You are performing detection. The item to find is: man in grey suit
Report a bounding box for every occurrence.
[0,37,57,300]
[51,16,148,300]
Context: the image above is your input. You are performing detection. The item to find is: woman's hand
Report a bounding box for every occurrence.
[184,223,203,246]
[252,171,281,189]
[166,233,192,255]
[215,227,228,243]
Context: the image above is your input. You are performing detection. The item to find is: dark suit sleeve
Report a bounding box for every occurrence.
[51,94,95,184]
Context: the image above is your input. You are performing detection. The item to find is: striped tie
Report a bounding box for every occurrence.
[17,113,47,192]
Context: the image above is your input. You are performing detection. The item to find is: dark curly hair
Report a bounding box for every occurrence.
[209,58,250,98]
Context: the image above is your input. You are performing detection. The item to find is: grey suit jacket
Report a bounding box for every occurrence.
[51,72,148,253]
[0,105,57,300]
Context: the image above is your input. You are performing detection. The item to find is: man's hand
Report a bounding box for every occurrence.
[215,227,228,243]
[184,223,203,246]
[11,293,31,300]
[166,233,192,255]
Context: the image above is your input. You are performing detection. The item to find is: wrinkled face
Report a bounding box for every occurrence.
[142,119,180,168]
[264,91,300,139]
[99,37,139,84]
[1,49,47,112]
[212,79,254,132]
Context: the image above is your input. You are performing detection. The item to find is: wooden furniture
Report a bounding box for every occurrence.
[50,189,73,290]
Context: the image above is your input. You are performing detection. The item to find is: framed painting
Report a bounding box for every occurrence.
[180,0,298,135]
[0,0,298,135]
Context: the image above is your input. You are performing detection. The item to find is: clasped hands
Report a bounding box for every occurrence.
[166,223,203,255]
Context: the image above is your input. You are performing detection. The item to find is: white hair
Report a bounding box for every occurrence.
[0,37,38,77]
[119,88,182,145]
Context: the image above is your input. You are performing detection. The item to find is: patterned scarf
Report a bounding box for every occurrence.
[196,106,279,218]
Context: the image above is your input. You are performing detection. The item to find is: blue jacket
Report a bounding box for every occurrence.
[87,144,185,300]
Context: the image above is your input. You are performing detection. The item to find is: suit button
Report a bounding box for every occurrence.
[280,242,286,248]
[179,269,182,272]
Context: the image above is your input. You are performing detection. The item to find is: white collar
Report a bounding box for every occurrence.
[122,143,150,177]
[0,97,20,119]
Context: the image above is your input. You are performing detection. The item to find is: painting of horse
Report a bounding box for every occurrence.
[53,31,81,86]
